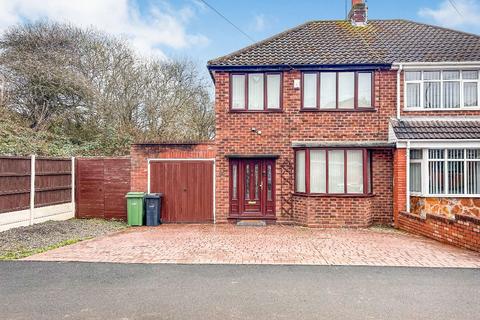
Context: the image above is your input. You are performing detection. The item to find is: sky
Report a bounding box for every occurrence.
[0,0,479,78]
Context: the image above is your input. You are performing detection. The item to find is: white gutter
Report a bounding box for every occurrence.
[396,63,403,119]
[392,61,480,70]
[406,141,410,213]
[396,138,480,143]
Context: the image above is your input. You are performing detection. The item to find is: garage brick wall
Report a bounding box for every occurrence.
[130,143,216,192]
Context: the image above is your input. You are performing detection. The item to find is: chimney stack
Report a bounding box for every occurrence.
[348,0,368,26]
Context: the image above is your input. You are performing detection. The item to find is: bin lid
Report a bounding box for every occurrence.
[125,192,146,198]
[145,193,163,199]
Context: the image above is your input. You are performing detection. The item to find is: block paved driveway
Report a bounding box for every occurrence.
[25,225,480,268]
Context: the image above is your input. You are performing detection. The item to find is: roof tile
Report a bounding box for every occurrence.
[391,119,480,140]
[208,20,480,67]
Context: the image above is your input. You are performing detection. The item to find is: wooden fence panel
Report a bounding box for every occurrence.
[76,159,105,219]
[35,158,72,207]
[0,157,31,213]
[76,158,130,220]
[104,159,131,220]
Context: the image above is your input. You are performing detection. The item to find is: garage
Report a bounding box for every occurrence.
[149,160,214,223]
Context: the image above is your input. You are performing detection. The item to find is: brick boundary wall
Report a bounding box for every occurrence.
[398,211,480,252]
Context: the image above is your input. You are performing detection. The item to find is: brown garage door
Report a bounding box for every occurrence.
[150,161,213,223]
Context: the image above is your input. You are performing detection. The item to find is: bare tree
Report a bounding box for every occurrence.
[0,22,92,131]
[0,21,214,155]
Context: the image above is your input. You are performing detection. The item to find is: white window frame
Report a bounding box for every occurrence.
[404,70,480,110]
[409,148,480,197]
[409,149,423,196]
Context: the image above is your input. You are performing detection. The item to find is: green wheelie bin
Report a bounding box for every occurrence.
[125,192,145,226]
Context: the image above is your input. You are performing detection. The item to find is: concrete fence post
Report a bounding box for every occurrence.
[29,154,36,226]
[71,157,75,217]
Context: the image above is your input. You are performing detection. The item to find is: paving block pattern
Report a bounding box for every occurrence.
[25,225,480,268]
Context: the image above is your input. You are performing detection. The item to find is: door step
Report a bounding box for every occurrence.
[236,220,267,227]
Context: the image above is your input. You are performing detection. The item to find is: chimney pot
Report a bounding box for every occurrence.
[348,0,368,26]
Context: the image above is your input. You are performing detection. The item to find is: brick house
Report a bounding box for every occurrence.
[131,0,480,250]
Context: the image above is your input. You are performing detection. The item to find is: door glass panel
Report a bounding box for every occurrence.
[232,164,238,200]
[267,165,273,201]
[254,164,259,200]
[245,164,250,200]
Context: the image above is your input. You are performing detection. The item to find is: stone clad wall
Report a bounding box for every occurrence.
[410,196,480,220]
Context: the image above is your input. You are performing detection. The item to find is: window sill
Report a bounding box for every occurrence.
[293,192,375,198]
[403,107,480,112]
[229,109,283,114]
[410,194,480,198]
[299,108,377,112]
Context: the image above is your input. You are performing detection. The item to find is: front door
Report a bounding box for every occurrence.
[229,159,275,218]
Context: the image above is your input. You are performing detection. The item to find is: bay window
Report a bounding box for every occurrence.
[230,73,282,111]
[295,150,306,193]
[302,71,374,110]
[295,148,372,195]
[409,148,480,196]
[405,70,479,109]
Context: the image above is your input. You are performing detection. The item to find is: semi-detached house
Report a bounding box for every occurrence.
[131,0,480,250]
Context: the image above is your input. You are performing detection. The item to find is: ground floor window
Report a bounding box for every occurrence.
[295,148,372,195]
[409,148,480,196]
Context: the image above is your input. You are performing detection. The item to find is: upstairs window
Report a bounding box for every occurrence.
[405,70,479,109]
[230,73,281,111]
[302,71,374,110]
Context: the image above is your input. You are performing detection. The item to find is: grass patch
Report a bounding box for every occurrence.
[0,238,86,260]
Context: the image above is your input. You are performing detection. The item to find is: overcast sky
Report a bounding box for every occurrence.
[1,0,479,76]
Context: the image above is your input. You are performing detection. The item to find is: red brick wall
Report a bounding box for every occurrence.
[398,211,480,252]
[293,195,374,227]
[214,70,396,226]
[393,148,407,225]
[130,143,216,192]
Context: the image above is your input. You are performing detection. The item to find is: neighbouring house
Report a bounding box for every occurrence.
[128,0,480,250]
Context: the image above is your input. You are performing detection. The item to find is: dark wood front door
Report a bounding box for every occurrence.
[229,159,275,219]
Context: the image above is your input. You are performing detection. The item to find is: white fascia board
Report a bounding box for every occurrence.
[399,116,480,121]
[388,122,398,143]
[396,140,480,148]
[392,61,480,70]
